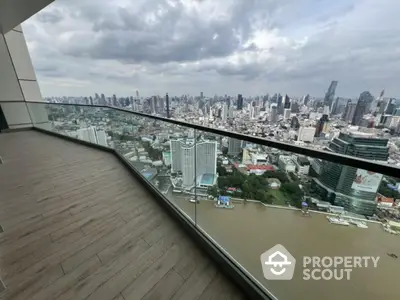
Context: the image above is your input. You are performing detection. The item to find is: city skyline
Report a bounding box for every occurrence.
[22,0,400,97]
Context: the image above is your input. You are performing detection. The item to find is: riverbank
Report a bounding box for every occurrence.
[169,195,400,300]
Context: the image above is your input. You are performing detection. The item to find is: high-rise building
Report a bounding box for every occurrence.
[237,94,243,110]
[277,94,283,114]
[323,81,338,107]
[170,139,217,188]
[228,138,242,156]
[283,108,291,121]
[352,91,373,125]
[315,114,328,137]
[343,99,356,123]
[112,94,118,107]
[303,94,310,106]
[166,93,170,118]
[77,126,108,147]
[311,132,388,216]
[222,104,228,121]
[200,92,204,99]
[283,94,291,109]
[330,97,339,115]
[270,104,278,123]
[385,98,396,115]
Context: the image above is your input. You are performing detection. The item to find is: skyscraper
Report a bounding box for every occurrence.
[303,94,310,106]
[237,94,243,110]
[352,91,373,125]
[330,97,339,115]
[166,93,170,118]
[270,104,278,123]
[283,94,291,109]
[315,114,328,137]
[323,81,338,107]
[343,99,356,123]
[277,94,283,114]
[385,98,396,115]
[311,132,388,216]
[228,138,242,156]
[170,139,217,188]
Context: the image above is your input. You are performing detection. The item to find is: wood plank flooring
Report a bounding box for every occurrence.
[0,131,245,300]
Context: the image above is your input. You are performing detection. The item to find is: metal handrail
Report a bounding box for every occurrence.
[27,100,400,178]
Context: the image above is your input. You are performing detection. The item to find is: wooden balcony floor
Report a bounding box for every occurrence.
[0,131,244,300]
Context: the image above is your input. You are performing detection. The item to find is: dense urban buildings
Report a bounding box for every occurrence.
[311,132,389,215]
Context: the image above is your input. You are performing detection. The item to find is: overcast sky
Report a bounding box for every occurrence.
[23,0,400,98]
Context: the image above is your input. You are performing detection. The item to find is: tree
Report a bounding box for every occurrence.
[217,165,228,176]
[208,185,219,198]
[256,189,265,201]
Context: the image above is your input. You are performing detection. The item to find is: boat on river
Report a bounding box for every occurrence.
[349,219,368,228]
[215,196,234,209]
[327,216,350,226]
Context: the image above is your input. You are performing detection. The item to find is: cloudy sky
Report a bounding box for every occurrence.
[23,0,400,98]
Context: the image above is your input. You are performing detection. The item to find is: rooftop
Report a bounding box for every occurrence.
[0,131,244,300]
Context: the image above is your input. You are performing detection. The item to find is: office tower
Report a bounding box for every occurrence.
[136,90,139,99]
[352,91,373,125]
[270,93,278,104]
[385,98,396,115]
[112,94,118,107]
[228,106,234,118]
[303,94,310,106]
[222,104,228,121]
[298,126,316,142]
[200,92,204,99]
[291,101,299,113]
[77,126,108,147]
[330,97,339,115]
[283,94,291,109]
[315,114,328,137]
[170,139,217,188]
[277,94,283,114]
[228,138,242,156]
[343,99,356,123]
[237,94,243,110]
[270,104,278,123]
[158,97,164,114]
[312,132,388,216]
[283,108,291,121]
[166,93,170,118]
[323,81,338,107]
[100,93,106,105]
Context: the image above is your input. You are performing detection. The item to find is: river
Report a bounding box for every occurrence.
[169,194,400,300]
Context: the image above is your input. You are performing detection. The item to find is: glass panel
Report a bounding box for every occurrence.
[27,102,196,223]
[195,128,397,300]
[27,102,400,300]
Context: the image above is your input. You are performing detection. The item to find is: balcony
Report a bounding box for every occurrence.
[0,131,245,300]
[1,102,400,300]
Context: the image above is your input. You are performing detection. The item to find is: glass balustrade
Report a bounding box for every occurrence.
[27,102,400,300]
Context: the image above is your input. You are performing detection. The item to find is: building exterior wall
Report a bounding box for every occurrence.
[0,25,46,129]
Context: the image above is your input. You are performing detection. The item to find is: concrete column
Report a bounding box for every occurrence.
[0,24,46,129]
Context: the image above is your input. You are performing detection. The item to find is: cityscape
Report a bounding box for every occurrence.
[35,80,400,299]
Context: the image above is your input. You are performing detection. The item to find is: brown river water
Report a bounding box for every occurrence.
[170,196,400,300]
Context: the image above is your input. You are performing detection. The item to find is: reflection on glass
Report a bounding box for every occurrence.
[26,103,400,300]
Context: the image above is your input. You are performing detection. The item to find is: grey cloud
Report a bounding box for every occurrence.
[36,10,63,24]
[23,0,400,97]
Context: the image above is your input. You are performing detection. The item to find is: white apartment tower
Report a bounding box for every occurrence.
[170,139,217,188]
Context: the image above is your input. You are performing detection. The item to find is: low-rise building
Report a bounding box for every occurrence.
[278,155,296,172]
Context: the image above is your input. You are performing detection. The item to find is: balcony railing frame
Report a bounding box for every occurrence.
[27,100,400,178]
[5,100,398,300]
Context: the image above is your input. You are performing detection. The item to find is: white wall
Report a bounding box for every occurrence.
[0,25,46,129]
